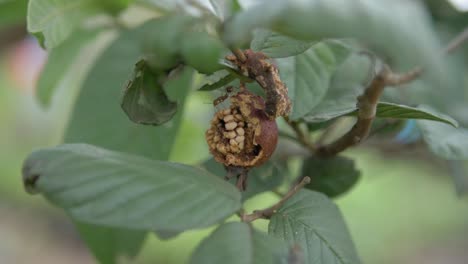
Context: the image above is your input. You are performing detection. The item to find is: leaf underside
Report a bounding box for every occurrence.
[190,222,289,264]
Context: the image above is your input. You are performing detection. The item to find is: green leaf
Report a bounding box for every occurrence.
[75,222,147,264]
[121,60,178,125]
[305,97,460,127]
[27,0,101,49]
[197,70,237,91]
[277,40,352,120]
[348,102,459,127]
[201,158,284,201]
[190,222,289,264]
[197,67,255,92]
[181,31,225,74]
[63,19,195,263]
[224,0,448,86]
[37,30,99,106]
[65,19,192,160]
[250,29,312,58]
[301,156,360,198]
[306,120,334,132]
[301,53,371,122]
[376,103,459,127]
[22,144,242,230]
[0,0,28,29]
[418,121,468,160]
[269,190,360,264]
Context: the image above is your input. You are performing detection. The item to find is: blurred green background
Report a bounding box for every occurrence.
[2,0,468,263]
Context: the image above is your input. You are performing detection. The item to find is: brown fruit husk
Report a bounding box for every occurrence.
[205,90,278,168]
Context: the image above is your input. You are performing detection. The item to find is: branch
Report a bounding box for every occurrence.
[241,176,311,222]
[316,65,390,157]
[384,67,423,86]
[376,25,468,87]
[315,26,468,157]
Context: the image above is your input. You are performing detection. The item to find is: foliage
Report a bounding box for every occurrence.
[12,0,468,263]
[269,190,360,263]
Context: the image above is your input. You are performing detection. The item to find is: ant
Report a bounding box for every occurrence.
[213,86,234,107]
[212,82,247,107]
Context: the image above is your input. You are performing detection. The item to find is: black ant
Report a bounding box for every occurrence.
[212,82,248,107]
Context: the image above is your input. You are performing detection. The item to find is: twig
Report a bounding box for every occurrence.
[315,27,468,157]
[376,26,468,87]
[225,166,249,191]
[241,176,311,222]
[444,26,468,54]
[316,65,390,157]
[384,67,423,86]
[284,117,316,152]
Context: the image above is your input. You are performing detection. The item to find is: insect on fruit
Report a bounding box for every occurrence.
[213,86,234,107]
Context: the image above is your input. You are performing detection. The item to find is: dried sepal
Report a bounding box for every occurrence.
[226,50,291,119]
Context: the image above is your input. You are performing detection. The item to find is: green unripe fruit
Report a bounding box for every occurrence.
[142,16,194,69]
[181,32,224,74]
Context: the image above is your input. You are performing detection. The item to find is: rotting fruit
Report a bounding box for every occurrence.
[206,49,291,191]
[205,89,278,171]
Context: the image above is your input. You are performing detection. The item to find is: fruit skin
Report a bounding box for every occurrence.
[205,90,278,168]
[142,16,194,70]
[251,107,278,166]
[181,31,224,74]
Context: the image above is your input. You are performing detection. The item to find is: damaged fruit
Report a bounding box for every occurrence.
[205,89,278,169]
